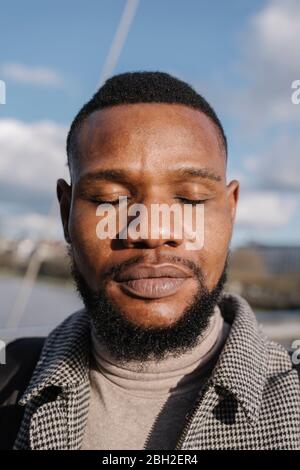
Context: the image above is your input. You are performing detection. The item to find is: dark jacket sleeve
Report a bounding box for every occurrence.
[0,337,45,450]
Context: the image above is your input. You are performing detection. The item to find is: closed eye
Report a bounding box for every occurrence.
[175,197,206,206]
[90,197,129,206]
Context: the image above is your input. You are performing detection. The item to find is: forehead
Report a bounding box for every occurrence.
[72,103,225,182]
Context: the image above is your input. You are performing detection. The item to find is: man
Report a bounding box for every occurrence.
[1,72,299,450]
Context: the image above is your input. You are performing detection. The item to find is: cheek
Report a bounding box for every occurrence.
[205,200,232,247]
[200,204,231,287]
[69,202,112,286]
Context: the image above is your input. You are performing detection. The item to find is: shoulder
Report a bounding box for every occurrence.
[221,291,300,398]
[252,325,300,444]
[0,337,46,406]
[258,323,300,386]
[0,308,88,404]
[261,337,300,446]
[0,309,89,450]
[0,337,46,450]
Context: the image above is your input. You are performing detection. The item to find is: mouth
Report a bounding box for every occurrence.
[114,264,193,300]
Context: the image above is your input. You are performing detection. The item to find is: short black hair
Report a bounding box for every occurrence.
[66,71,227,167]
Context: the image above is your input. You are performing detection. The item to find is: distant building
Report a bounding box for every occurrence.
[233,243,300,276]
[252,244,300,275]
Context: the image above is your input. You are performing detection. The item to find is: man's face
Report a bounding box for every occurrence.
[58,103,238,334]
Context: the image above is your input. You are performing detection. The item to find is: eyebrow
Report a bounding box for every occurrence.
[79,169,131,185]
[172,167,222,182]
[79,166,222,185]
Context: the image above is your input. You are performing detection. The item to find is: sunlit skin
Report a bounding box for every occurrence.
[57,103,239,329]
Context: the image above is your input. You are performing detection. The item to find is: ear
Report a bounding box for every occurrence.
[226,179,239,223]
[57,178,72,243]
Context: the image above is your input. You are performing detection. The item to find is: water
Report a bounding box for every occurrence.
[0,274,82,341]
[0,274,300,348]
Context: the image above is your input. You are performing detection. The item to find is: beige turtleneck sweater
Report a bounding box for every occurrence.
[81,306,230,450]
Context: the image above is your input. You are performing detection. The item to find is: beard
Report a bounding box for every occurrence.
[70,250,228,363]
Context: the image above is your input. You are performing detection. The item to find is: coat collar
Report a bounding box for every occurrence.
[210,293,269,423]
[19,293,291,424]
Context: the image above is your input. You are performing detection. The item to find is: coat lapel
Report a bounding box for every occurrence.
[15,309,91,450]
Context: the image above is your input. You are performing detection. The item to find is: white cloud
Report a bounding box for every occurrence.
[0,118,69,239]
[252,0,300,67]
[234,0,300,129]
[236,190,298,228]
[1,62,64,87]
[0,118,69,195]
[227,0,300,229]
[242,135,300,191]
[1,210,62,240]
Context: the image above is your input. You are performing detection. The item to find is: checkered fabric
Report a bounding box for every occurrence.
[14,292,300,450]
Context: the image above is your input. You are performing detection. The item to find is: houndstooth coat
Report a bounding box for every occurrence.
[14,292,300,450]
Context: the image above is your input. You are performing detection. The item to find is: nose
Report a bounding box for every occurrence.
[121,197,185,249]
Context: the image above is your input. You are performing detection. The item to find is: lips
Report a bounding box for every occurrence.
[114,264,192,299]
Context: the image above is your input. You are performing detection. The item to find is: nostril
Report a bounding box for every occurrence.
[167,240,179,247]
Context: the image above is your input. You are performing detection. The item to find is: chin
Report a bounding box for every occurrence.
[111,298,187,329]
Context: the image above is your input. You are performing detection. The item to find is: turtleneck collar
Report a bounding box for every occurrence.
[90,305,228,397]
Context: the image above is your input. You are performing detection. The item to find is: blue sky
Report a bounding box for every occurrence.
[1,0,260,123]
[0,0,299,246]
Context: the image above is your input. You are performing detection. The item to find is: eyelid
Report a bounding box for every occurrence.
[91,194,131,205]
[98,200,121,206]
[175,196,208,205]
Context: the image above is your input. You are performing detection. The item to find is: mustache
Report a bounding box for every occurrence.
[102,254,204,283]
